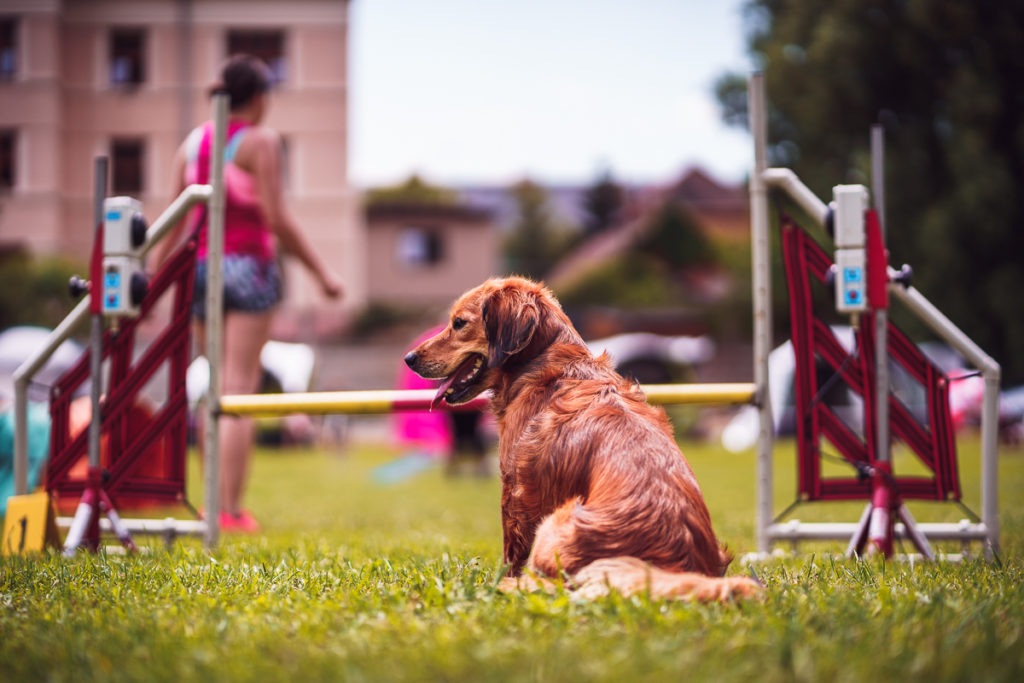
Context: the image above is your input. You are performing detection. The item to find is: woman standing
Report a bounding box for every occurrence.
[153,54,343,532]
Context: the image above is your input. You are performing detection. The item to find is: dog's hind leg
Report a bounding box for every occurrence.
[519,501,763,602]
[495,500,582,594]
[525,499,587,579]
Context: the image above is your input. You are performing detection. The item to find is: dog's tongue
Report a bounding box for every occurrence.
[430,374,458,411]
[429,354,481,411]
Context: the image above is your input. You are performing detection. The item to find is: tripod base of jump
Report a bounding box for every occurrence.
[62,467,138,556]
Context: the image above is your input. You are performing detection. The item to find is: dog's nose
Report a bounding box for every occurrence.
[403,350,418,368]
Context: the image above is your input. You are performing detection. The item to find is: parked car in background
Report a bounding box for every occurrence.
[586,332,714,385]
[0,326,87,404]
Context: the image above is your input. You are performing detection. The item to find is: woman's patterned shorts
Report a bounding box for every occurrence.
[192,255,283,321]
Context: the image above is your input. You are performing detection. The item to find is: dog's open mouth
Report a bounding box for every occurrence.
[431,353,486,410]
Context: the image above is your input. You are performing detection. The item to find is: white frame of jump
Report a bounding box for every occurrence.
[747,72,1000,557]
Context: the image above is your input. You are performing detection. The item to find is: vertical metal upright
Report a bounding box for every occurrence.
[871,125,888,473]
[748,72,775,554]
[203,93,229,549]
[869,125,892,553]
[89,158,108,480]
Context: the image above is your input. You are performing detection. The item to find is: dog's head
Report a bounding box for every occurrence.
[404,276,574,408]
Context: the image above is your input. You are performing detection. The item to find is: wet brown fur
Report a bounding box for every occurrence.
[405,276,762,602]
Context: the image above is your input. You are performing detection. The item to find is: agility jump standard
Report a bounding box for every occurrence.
[10,94,230,550]
[748,72,1000,558]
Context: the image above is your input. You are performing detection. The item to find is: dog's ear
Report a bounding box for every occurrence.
[483,286,539,368]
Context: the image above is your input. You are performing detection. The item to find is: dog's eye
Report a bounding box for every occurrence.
[452,317,467,331]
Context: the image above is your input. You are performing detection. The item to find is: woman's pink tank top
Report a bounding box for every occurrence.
[184,120,275,262]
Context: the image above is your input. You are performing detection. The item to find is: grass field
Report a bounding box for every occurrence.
[2,433,1023,682]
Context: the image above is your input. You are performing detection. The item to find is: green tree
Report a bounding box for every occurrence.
[365,174,458,206]
[717,1,1024,382]
[0,249,86,331]
[503,180,574,280]
[581,169,625,237]
[639,203,714,270]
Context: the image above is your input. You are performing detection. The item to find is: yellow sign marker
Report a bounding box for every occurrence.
[2,491,61,556]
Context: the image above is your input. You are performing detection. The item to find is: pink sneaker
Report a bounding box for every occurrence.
[218,509,261,534]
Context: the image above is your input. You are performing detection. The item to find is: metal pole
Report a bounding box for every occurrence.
[762,168,829,225]
[141,184,213,256]
[89,158,108,472]
[748,72,774,555]
[217,383,759,417]
[871,126,886,234]
[981,371,1000,556]
[13,301,89,497]
[871,126,890,469]
[203,93,228,549]
[12,374,28,495]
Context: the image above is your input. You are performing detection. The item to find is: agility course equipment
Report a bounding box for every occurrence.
[11,94,229,548]
[748,73,999,557]
[11,75,999,558]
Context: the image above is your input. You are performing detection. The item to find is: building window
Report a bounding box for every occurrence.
[0,130,15,189]
[0,17,17,81]
[397,227,444,267]
[226,30,286,85]
[111,139,145,194]
[109,28,146,87]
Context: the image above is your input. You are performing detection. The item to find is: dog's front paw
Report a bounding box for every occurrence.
[497,572,560,594]
[712,576,765,602]
[497,575,523,593]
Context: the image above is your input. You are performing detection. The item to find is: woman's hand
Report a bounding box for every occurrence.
[320,269,344,299]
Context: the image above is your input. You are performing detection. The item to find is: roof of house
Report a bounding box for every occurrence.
[666,167,748,212]
[544,167,748,289]
[365,201,493,223]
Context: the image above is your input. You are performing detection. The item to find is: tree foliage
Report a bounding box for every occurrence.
[365,174,458,206]
[581,170,625,237]
[503,180,574,280]
[556,253,677,309]
[639,203,714,270]
[555,202,717,311]
[0,250,86,332]
[717,1,1024,382]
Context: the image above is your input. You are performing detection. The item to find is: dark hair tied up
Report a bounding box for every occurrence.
[212,54,271,111]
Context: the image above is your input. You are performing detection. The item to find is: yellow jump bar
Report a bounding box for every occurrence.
[218,383,757,417]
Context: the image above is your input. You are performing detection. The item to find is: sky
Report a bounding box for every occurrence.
[348,0,755,189]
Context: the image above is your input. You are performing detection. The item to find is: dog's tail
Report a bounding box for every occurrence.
[571,556,762,601]
[500,557,762,602]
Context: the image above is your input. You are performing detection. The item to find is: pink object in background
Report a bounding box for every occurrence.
[947,368,985,431]
[391,326,452,457]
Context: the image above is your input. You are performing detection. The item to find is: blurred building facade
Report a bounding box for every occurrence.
[0,0,362,338]
[365,201,498,308]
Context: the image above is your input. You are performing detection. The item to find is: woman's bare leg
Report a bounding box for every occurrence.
[218,310,272,515]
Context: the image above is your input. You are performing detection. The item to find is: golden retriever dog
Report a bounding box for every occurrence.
[404,276,762,602]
